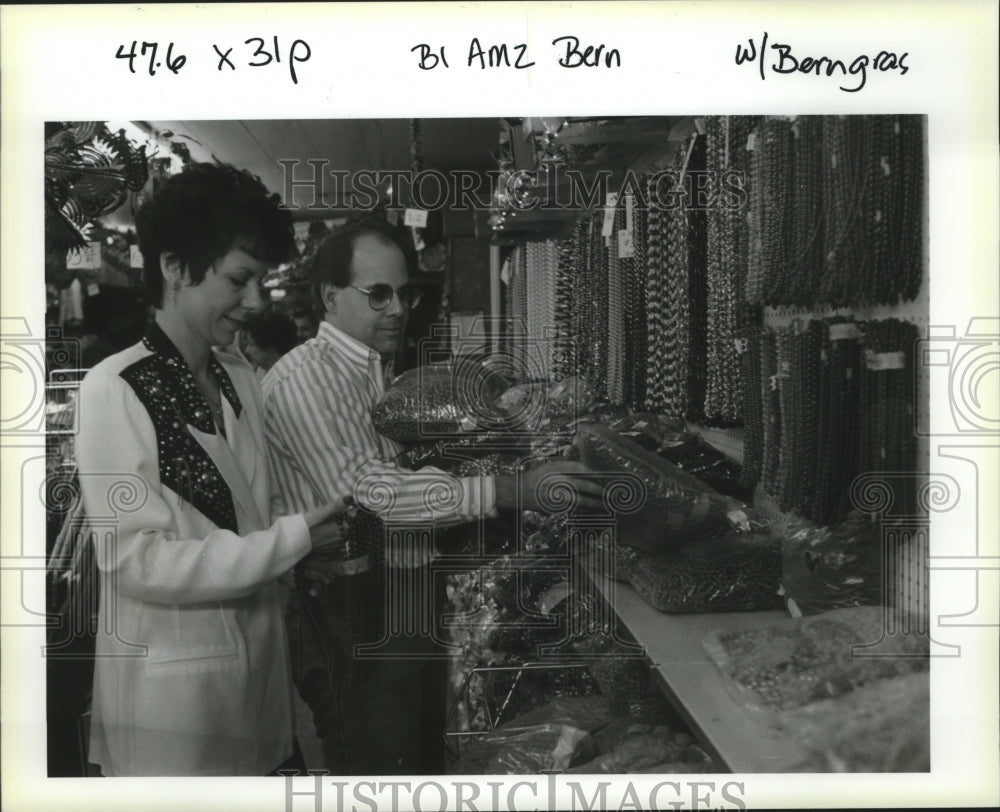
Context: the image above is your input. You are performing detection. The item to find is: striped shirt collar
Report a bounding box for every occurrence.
[315,320,394,381]
[316,321,379,366]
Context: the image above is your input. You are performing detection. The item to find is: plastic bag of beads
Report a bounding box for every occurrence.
[574,423,747,552]
[776,510,884,617]
[607,412,688,453]
[373,362,512,443]
[578,533,642,583]
[454,454,525,477]
[626,532,785,613]
[570,634,649,712]
[501,695,618,733]
[656,434,752,501]
[777,670,929,772]
[478,665,602,727]
[454,722,594,774]
[543,375,597,429]
[566,727,714,774]
[396,431,536,470]
[702,606,929,717]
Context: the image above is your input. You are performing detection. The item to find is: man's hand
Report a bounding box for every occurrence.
[495,460,606,514]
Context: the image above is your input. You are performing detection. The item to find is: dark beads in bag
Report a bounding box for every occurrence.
[626,533,785,613]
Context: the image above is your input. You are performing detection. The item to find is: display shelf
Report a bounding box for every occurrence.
[584,570,805,773]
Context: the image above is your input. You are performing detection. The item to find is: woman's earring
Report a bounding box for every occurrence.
[171,278,182,305]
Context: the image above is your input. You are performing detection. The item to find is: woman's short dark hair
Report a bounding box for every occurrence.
[309,223,410,315]
[244,309,298,356]
[136,162,297,307]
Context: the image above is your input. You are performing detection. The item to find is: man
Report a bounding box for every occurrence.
[262,224,603,774]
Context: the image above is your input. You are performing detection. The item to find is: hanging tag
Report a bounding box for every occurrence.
[874,210,882,224]
[866,351,906,371]
[693,117,707,136]
[404,208,428,228]
[601,193,618,237]
[67,241,101,270]
[617,229,634,258]
[411,228,425,252]
[791,119,802,140]
[769,374,778,391]
[880,156,891,177]
[129,245,144,268]
[819,348,828,363]
[733,337,749,355]
[624,193,634,233]
[786,597,804,619]
[386,209,400,226]
[831,153,838,169]
[746,132,757,152]
[86,282,100,297]
[500,259,511,286]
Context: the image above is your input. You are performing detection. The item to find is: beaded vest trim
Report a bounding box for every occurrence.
[118,323,242,532]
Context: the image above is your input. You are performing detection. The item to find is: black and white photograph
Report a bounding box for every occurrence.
[2,4,997,812]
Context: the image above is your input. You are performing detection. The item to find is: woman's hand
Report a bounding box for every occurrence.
[302,497,350,553]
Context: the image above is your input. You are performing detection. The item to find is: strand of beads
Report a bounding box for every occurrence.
[552,233,576,380]
[772,323,799,511]
[738,323,764,490]
[644,187,669,412]
[705,117,754,422]
[663,169,691,421]
[858,318,920,516]
[759,118,794,306]
[896,116,925,302]
[786,116,825,306]
[792,319,825,515]
[685,155,709,424]
[810,317,863,523]
[626,196,649,409]
[607,204,626,405]
[593,210,611,401]
[759,327,782,496]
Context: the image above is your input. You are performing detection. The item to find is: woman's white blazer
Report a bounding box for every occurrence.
[75,328,310,776]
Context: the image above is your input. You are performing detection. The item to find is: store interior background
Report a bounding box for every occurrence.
[44,115,932,776]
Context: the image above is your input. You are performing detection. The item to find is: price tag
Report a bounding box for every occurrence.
[866,351,906,371]
[617,229,634,258]
[404,208,428,228]
[624,193,634,233]
[386,209,400,226]
[129,245,144,268]
[601,193,618,237]
[86,283,100,297]
[67,242,101,270]
[411,228,425,252]
[746,133,758,152]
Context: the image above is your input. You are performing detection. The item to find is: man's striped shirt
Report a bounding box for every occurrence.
[261,322,497,566]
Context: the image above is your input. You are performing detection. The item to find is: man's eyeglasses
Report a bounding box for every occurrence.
[348,283,423,311]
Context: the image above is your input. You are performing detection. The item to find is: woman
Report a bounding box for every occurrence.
[75,162,345,776]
